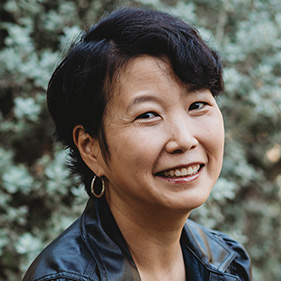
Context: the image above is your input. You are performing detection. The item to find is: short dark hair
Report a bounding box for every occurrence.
[47,7,224,196]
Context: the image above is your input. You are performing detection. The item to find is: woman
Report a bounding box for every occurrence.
[23,7,253,281]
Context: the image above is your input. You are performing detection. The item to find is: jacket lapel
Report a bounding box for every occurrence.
[81,197,141,281]
[209,272,240,280]
[182,220,240,281]
[81,197,239,281]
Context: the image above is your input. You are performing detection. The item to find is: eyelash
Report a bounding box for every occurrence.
[136,112,159,119]
[189,102,208,111]
[136,101,208,120]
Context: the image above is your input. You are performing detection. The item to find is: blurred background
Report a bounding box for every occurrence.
[0,0,280,280]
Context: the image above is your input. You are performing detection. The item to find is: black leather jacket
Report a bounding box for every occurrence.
[23,196,253,281]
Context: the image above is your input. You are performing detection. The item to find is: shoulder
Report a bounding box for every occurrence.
[22,219,100,281]
[183,219,253,281]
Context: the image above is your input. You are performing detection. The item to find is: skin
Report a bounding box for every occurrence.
[74,56,225,281]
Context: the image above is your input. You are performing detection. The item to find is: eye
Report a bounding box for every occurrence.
[136,112,159,119]
[189,102,208,111]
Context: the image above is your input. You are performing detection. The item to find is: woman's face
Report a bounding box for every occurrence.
[97,56,224,214]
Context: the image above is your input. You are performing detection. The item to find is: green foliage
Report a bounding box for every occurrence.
[0,0,280,280]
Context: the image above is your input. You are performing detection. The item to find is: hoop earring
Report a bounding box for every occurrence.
[90,176,105,198]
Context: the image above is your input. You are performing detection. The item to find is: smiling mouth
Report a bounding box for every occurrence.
[157,164,204,178]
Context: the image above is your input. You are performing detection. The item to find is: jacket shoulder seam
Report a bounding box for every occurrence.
[32,270,95,281]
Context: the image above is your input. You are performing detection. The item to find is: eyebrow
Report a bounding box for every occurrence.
[127,95,162,111]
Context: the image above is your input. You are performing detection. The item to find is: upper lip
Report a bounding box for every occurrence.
[155,162,204,174]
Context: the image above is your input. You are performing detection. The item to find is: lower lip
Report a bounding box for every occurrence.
[157,166,204,184]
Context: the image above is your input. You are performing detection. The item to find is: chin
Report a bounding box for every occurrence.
[175,190,211,213]
[160,193,210,215]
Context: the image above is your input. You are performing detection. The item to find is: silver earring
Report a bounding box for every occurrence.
[90,176,105,198]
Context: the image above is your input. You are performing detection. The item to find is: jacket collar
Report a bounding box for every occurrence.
[181,222,239,281]
[182,220,237,272]
[80,196,141,281]
[80,197,238,281]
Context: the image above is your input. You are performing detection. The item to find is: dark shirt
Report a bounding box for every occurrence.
[23,196,253,281]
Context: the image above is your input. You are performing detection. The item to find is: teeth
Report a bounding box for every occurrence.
[163,164,200,177]
[169,170,175,176]
[187,166,193,175]
[175,169,181,176]
[181,168,187,176]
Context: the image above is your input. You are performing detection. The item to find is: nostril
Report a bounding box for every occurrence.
[165,138,198,154]
[171,148,184,154]
[190,143,197,150]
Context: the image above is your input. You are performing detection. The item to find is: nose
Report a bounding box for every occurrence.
[165,115,198,154]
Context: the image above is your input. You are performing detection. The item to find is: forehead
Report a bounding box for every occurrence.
[108,56,185,104]
[121,56,179,86]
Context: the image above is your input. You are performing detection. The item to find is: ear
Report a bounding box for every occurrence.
[73,125,106,177]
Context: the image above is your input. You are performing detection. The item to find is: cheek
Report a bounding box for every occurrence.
[108,130,156,166]
[201,113,225,156]
[216,113,225,150]
[211,117,225,166]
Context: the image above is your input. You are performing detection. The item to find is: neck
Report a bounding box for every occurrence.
[107,196,188,281]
